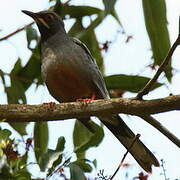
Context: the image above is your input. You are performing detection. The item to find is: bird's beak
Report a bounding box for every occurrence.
[22,10,50,29]
[22,10,38,19]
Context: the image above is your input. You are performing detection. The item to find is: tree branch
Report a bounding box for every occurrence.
[0,22,34,41]
[139,114,180,148]
[0,94,180,122]
[137,34,180,99]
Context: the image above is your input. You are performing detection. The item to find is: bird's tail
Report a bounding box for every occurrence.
[99,114,159,172]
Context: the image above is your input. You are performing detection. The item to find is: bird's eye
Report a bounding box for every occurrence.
[46,14,54,20]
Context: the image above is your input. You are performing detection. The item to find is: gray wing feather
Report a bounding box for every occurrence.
[71,37,109,99]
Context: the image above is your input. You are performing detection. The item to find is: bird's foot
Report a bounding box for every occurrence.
[43,102,56,110]
[76,94,96,106]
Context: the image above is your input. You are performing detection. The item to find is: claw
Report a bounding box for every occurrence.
[76,93,96,106]
[43,102,56,109]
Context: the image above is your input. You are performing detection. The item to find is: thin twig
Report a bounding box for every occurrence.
[139,114,180,148]
[137,34,180,99]
[160,159,168,180]
[63,0,72,5]
[0,22,34,41]
[110,134,140,180]
[47,157,70,180]
[97,169,111,180]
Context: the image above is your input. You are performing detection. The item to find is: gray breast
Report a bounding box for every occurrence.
[41,47,61,81]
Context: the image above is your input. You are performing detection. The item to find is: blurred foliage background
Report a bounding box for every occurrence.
[0,0,179,179]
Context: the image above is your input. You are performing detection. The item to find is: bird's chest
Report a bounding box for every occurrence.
[41,48,93,102]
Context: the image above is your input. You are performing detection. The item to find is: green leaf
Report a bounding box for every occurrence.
[0,163,13,179]
[46,154,62,176]
[11,58,22,75]
[26,26,38,49]
[55,136,65,151]
[92,159,97,168]
[102,0,121,25]
[13,169,31,180]
[103,0,116,14]
[68,19,83,37]
[5,59,28,135]
[34,122,49,164]
[83,30,104,73]
[76,12,106,39]
[6,58,26,104]
[40,136,65,171]
[73,120,104,157]
[142,0,172,81]
[39,149,63,171]
[16,152,28,172]
[111,8,122,25]
[73,119,91,160]
[0,129,11,142]
[69,163,86,180]
[8,122,27,136]
[104,74,163,93]
[0,69,5,85]
[47,153,64,175]
[6,79,26,104]
[68,18,104,72]
[17,46,42,90]
[73,160,92,172]
[55,4,102,18]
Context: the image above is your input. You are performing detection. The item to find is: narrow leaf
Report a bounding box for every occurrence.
[0,69,5,85]
[18,47,41,89]
[6,59,28,135]
[43,137,65,173]
[55,5,102,18]
[102,0,122,25]
[13,169,31,180]
[104,74,163,93]
[73,120,104,156]
[68,18,104,72]
[8,122,27,135]
[76,12,106,39]
[26,26,38,49]
[39,149,63,171]
[0,129,11,142]
[103,0,116,14]
[6,58,26,104]
[142,0,172,81]
[34,122,49,164]
[55,136,65,151]
[69,163,86,180]
[73,160,92,172]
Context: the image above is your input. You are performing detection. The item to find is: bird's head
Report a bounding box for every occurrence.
[22,10,65,40]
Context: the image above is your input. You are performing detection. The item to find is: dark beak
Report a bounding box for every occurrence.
[22,10,38,19]
[22,10,50,29]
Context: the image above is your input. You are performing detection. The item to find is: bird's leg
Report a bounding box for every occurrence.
[76,93,96,106]
[43,102,56,110]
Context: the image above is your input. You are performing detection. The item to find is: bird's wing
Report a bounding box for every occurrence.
[71,38,95,63]
[71,37,109,99]
[99,114,160,172]
[71,38,160,172]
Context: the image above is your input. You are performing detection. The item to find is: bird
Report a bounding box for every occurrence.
[22,10,159,172]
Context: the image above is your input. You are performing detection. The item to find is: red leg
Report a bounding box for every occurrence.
[76,93,96,106]
[43,102,56,109]
[91,93,96,100]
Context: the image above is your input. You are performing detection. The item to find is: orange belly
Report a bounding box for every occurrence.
[45,65,94,102]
